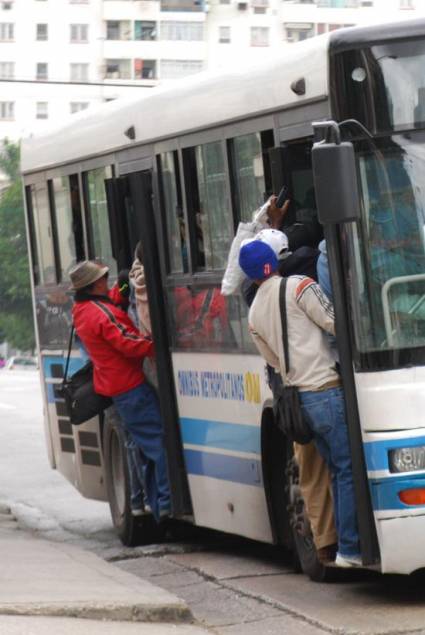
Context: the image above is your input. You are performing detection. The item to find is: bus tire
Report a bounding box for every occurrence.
[103,407,162,547]
[285,454,329,582]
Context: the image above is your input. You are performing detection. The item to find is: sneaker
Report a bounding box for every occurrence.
[335,553,363,568]
[317,543,337,565]
[131,508,145,517]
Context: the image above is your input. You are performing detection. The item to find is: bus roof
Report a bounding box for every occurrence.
[21,33,330,175]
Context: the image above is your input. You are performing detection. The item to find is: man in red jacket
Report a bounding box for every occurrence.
[69,260,171,519]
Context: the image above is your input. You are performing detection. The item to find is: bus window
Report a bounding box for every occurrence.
[167,284,240,351]
[51,175,84,281]
[84,166,117,277]
[29,182,56,285]
[157,151,187,274]
[183,141,232,271]
[230,130,274,222]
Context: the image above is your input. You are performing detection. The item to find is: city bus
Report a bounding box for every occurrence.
[20,17,425,580]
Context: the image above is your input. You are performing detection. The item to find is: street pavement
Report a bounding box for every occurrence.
[3,369,425,635]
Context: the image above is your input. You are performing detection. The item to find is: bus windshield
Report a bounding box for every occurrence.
[346,132,425,360]
[333,38,425,134]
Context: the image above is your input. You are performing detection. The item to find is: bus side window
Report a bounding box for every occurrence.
[157,151,187,274]
[83,166,117,278]
[50,174,85,282]
[27,182,57,285]
[183,141,233,272]
[228,129,274,224]
[25,186,40,287]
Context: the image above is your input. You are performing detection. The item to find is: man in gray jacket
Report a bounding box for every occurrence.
[239,239,361,568]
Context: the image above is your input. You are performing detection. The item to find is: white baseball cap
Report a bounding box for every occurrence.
[255,228,289,258]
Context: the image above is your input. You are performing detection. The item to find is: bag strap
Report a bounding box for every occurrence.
[279,277,290,374]
[63,325,75,383]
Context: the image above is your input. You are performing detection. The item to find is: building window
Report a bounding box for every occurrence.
[219,26,230,43]
[2,2,13,10]
[0,61,14,78]
[104,59,131,80]
[36,23,48,40]
[160,21,203,41]
[399,0,414,7]
[106,20,131,40]
[160,0,203,11]
[70,63,88,81]
[36,62,48,80]
[70,101,89,113]
[0,100,14,119]
[134,20,156,40]
[252,0,268,12]
[317,0,359,5]
[219,0,230,3]
[36,101,48,119]
[250,26,269,47]
[0,22,14,41]
[284,23,314,42]
[134,59,156,80]
[70,0,89,3]
[70,23,88,43]
[160,59,203,79]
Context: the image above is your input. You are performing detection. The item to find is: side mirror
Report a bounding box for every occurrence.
[312,123,361,225]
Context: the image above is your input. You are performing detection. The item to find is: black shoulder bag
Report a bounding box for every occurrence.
[59,326,112,426]
[274,278,313,445]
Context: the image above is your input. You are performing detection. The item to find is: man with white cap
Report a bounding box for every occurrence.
[69,260,171,520]
[239,241,361,568]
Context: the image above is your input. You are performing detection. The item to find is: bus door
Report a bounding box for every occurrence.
[104,171,192,517]
[270,139,380,565]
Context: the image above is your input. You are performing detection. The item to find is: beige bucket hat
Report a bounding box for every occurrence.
[69,260,109,290]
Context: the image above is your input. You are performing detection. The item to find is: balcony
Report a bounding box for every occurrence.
[106,20,132,40]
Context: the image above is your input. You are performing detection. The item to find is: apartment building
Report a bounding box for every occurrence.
[0,0,424,140]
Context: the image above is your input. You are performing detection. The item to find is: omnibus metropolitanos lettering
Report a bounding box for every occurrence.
[21,18,425,579]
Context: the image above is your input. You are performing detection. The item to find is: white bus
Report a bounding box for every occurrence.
[21,17,425,580]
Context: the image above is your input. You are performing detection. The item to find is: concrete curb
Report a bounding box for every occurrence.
[0,602,193,623]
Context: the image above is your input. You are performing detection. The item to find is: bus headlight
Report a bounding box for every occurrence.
[389,447,425,473]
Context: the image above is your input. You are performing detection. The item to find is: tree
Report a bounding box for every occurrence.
[0,140,35,351]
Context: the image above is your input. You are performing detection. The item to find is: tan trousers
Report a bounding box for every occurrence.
[293,442,337,549]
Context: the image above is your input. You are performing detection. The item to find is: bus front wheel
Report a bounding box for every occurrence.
[103,408,161,547]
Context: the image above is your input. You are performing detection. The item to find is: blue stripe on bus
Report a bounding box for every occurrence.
[180,417,260,455]
[42,355,85,378]
[370,475,425,511]
[183,448,263,487]
[364,436,425,473]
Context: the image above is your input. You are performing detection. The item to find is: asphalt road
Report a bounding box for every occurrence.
[2,369,425,635]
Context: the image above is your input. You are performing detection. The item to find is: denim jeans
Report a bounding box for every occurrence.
[113,383,171,520]
[299,386,360,557]
[124,431,145,511]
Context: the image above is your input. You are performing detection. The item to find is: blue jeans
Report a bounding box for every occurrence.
[113,383,171,520]
[124,431,145,511]
[299,387,360,557]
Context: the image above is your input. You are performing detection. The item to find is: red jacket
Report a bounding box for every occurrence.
[72,295,154,397]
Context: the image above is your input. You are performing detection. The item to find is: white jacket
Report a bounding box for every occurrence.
[248,275,338,392]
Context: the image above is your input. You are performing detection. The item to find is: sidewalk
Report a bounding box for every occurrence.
[0,510,211,634]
